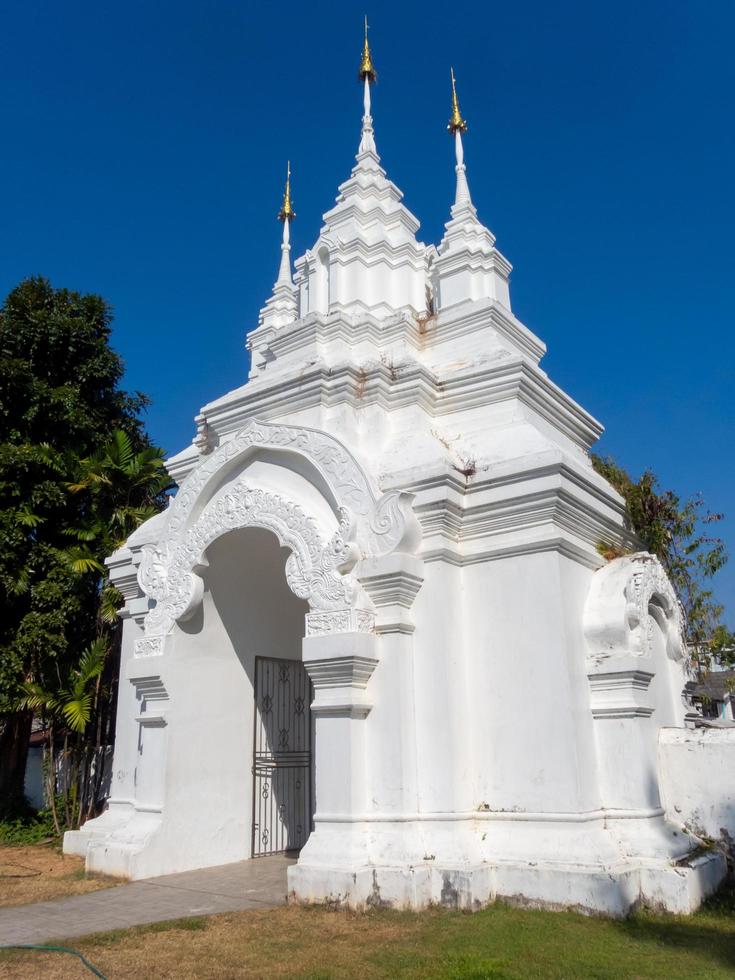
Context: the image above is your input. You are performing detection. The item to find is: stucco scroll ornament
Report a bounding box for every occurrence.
[137,482,360,642]
[583,552,685,669]
[367,490,422,557]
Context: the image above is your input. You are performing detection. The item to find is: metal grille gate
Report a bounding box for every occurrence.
[252,657,312,857]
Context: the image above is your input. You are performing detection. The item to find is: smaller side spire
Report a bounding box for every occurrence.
[447,68,472,210]
[276,161,295,286]
[434,70,512,314]
[257,161,298,332]
[358,16,378,157]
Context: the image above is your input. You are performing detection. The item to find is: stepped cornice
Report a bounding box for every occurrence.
[197,355,602,451]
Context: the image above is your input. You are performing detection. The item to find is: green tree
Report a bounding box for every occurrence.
[67,428,170,561]
[0,276,158,817]
[592,455,733,669]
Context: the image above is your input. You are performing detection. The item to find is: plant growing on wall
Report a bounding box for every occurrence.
[592,455,733,669]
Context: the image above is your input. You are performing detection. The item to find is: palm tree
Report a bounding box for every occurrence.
[17,639,108,833]
[66,428,172,617]
[66,428,171,563]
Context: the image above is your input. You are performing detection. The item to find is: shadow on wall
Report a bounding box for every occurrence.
[177,527,311,856]
[202,526,309,668]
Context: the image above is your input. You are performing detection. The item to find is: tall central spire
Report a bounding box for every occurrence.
[447,67,472,210]
[358,16,378,157]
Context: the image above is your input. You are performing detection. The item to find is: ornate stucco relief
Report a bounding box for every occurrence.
[131,419,422,648]
[584,552,685,669]
[168,418,376,536]
[139,483,359,640]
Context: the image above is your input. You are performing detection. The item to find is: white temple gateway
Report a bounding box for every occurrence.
[65,27,728,914]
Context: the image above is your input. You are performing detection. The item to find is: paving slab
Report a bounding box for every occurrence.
[0,855,294,946]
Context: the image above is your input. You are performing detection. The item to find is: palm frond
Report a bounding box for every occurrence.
[16,683,59,714]
[61,525,102,542]
[61,694,94,733]
[7,567,31,595]
[109,429,134,469]
[63,548,105,575]
[17,508,45,527]
[99,585,124,624]
[36,443,65,472]
[76,638,108,685]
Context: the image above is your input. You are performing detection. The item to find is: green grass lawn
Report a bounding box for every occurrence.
[2,885,735,978]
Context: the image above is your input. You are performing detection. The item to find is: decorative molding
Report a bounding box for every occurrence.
[302,632,379,718]
[244,299,545,383]
[190,359,602,453]
[303,654,378,717]
[106,548,143,603]
[588,669,655,720]
[357,553,425,634]
[304,654,379,691]
[191,414,216,456]
[131,675,169,714]
[134,636,165,658]
[306,608,375,637]
[168,418,376,536]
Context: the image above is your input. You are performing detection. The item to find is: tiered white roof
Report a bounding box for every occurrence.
[257,46,508,334]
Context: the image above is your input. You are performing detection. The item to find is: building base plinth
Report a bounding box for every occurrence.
[63,803,163,880]
[287,851,726,917]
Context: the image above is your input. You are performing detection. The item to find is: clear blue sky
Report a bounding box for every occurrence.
[1,1,733,622]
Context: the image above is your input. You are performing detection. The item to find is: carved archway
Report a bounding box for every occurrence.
[139,482,363,648]
[134,418,422,656]
[169,418,376,535]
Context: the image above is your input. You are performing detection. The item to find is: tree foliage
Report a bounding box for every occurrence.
[0,277,170,819]
[592,455,733,668]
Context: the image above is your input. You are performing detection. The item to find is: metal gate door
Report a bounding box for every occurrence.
[252,657,312,857]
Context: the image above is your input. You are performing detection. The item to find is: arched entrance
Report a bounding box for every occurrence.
[201,527,310,858]
[65,418,423,882]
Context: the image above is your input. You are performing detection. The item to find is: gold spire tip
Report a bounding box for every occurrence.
[277,160,295,222]
[359,15,377,83]
[448,66,468,134]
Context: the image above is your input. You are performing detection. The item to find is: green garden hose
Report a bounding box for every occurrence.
[0,943,107,978]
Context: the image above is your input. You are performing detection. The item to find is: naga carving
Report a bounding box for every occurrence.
[584,552,685,667]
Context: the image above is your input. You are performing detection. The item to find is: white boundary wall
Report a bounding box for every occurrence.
[659,727,735,842]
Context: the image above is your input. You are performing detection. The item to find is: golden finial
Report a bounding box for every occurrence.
[359,15,377,83]
[448,67,468,134]
[277,161,295,222]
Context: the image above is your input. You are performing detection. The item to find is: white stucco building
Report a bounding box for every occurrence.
[65,35,727,914]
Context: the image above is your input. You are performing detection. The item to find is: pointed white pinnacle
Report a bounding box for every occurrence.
[453,130,473,210]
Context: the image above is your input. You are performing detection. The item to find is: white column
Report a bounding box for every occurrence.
[302,630,377,820]
[357,554,424,817]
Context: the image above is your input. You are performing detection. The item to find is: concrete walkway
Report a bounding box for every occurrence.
[0,855,294,946]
